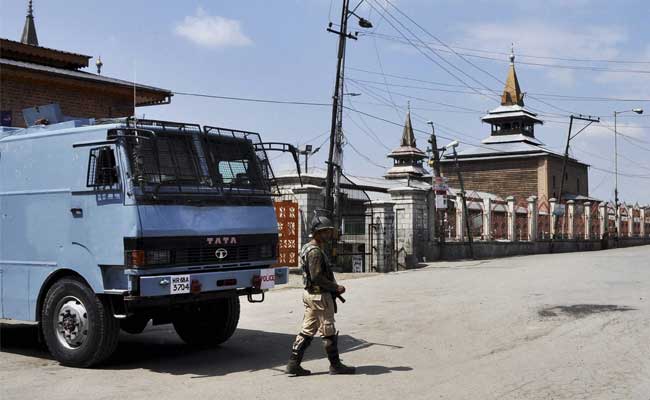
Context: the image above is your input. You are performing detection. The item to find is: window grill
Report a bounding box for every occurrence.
[86,146,119,188]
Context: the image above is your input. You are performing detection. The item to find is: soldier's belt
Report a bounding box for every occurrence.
[306,286,323,294]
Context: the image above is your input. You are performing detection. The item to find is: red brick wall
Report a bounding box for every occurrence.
[543,157,589,199]
[441,157,539,200]
[1,71,136,127]
[440,155,589,200]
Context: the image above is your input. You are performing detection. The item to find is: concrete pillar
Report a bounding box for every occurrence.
[566,200,575,239]
[627,205,635,237]
[456,194,465,241]
[506,195,516,241]
[292,185,324,251]
[584,201,591,240]
[389,187,428,268]
[641,207,647,238]
[549,198,557,238]
[365,201,395,273]
[528,196,538,242]
[598,202,607,238]
[483,197,492,241]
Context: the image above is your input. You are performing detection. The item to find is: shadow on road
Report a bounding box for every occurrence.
[0,323,409,378]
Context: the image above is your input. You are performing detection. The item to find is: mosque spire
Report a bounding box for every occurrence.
[501,43,524,106]
[21,0,39,46]
[401,102,417,147]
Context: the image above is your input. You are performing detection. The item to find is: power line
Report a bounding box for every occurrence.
[346,140,389,169]
[342,105,650,180]
[347,70,650,103]
[365,0,500,103]
[361,31,650,73]
[362,32,650,65]
[374,0,581,118]
[172,91,331,107]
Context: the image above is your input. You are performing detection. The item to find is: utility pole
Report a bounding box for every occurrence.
[452,147,474,259]
[427,121,445,254]
[325,0,351,219]
[324,0,373,225]
[613,108,644,244]
[555,114,600,238]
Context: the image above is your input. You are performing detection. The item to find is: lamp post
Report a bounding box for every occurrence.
[298,144,321,174]
[614,108,643,242]
[445,140,474,259]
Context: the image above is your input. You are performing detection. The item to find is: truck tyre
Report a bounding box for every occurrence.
[120,316,150,334]
[172,295,240,347]
[41,277,120,367]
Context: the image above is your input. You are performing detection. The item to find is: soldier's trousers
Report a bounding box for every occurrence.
[300,290,336,337]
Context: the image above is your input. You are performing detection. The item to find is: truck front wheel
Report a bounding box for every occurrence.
[41,277,120,367]
[172,295,240,347]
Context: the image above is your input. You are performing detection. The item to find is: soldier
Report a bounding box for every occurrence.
[285,210,355,376]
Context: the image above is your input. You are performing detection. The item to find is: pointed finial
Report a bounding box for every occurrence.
[407,100,411,113]
[96,56,103,74]
[27,0,33,16]
[509,43,515,64]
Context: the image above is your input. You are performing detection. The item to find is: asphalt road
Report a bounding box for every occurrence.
[2,246,650,400]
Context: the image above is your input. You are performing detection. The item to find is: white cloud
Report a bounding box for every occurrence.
[174,7,252,48]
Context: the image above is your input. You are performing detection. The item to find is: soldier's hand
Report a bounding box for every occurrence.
[336,285,346,294]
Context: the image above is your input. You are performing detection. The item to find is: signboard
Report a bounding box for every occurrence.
[435,194,447,209]
[274,201,299,267]
[352,254,363,273]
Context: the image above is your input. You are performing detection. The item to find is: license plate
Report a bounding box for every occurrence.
[170,275,190,294]
[260,268,275,289]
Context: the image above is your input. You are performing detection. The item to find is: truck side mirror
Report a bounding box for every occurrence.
[87,147,118,187]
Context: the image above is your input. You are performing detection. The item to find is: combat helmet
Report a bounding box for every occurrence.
[310,209,335,233]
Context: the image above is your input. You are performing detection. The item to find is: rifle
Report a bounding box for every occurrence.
[330,291,345,313]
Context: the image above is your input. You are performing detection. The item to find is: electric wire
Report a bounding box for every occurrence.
[361,31,650,73]
[173,91,331,107]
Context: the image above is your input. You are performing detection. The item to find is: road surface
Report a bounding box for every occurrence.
[2,245,649,400]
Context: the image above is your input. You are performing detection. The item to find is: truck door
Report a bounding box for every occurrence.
[69,144,123,259]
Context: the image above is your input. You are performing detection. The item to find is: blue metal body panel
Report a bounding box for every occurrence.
[137,205,278,237]
[139,267,288,297]
[0,120,282,322]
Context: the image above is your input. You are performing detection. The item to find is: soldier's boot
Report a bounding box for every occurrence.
[286,333,313,376]
[323,334,356,375]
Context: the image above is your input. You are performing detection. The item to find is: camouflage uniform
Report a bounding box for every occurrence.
[299,242,338,338]
[286,231,355,376]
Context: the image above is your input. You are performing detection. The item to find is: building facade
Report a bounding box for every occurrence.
[1,2,171,127]
[439,51,590,202]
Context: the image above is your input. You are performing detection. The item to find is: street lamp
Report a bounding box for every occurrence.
[613,108,643,241]
[445,140,474,259]
[298,144,321,174]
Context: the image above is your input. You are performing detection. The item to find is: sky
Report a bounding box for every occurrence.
[1,0,649,203]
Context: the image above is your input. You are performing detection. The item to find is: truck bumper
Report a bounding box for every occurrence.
[138,267,288,297]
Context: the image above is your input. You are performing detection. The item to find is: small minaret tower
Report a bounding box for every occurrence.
[385,105,428,180]
[21,0,39,46]
[481,45,543,139]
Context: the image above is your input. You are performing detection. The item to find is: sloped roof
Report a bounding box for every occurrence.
[501,53,524,106]
[0,57,171,106]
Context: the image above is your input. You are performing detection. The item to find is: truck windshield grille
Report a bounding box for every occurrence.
[110,120,274,199]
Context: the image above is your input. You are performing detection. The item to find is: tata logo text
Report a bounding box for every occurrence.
[206,236,238,245]
[215,248,228,259]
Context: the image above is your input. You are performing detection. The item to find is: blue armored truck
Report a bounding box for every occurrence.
[0,117,294,367]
